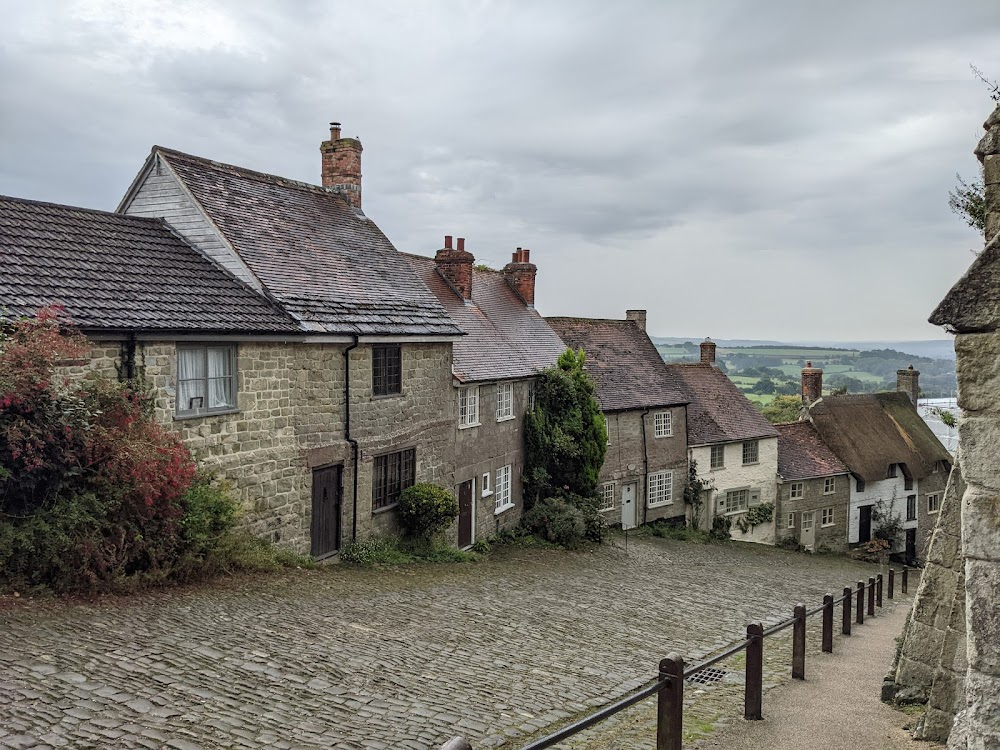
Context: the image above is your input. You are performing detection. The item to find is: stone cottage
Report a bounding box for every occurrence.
[892,103,1000,747]
[2,124,466,557]
[405,242,565,548]
[547,312,689,528]
[803,363,951,562]
[665,341,780,542]
[774,422,850,552]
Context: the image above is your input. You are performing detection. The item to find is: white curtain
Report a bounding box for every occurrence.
[207,347,233,409]
[177,349,205,412]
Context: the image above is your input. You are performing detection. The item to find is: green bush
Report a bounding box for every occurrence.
[522,497,587,548]
[397,483,459,541]
[179,473,240,558]
[776,535,804,552]
[709,514,732,542]
[340,537,414,566]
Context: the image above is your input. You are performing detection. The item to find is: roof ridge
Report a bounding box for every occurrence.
[153,145,341,199]
[0,193,168,227]
[545,316,638,325]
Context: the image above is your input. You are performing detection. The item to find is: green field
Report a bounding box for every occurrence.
[743,392,776,406]
[716,347,859,358]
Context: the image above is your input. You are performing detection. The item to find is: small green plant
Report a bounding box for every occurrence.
[471,538,490,554]
[340,538,414,566]
[397,483,459,542]
[736,502,774,533]
[682,460,713,529]
[649,521,711,543]
[709,514,732,542]
[777,535,804,552]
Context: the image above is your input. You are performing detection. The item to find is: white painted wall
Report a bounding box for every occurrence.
[691,436,778,544]
[848,475,917,551]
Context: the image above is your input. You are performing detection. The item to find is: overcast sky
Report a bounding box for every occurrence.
[2,1,999,341]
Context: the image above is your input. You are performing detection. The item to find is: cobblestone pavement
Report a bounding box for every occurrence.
[0,535,884,750]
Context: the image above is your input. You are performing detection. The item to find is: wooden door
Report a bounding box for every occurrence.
[311,465,342,558]
[905,528,917,562]
[859,505,873,544]
[458,479,474,548]
[621,483,637,530]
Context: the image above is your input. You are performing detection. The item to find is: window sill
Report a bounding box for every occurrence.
[928,509,940,515]
[821,523,835,528]
[494,502,515,516]
[174,407,240,421]
[372,392,404,401]
[709,466,725,472]
[496,415,515,423]
[742,461,760,467]
[648,500,674,509]
[654,434,673,439]
[823,492,835,496]
[459,422,481,430]
[724,509,747,517]
[481,490,494,499]
[600,506,616,513]
[372,503,399,515]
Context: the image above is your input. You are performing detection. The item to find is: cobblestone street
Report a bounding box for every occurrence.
[0,536,883,749]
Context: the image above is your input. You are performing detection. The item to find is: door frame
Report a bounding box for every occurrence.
[457,477,476,550]
[800,510,816,551]
[621,482,638,530]
[310,463,343,559]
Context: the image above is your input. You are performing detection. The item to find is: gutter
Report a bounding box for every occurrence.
[345,335,361,541]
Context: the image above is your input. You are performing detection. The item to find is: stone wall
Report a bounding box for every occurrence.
[601,406,688,526]
[453,379,532,544]
[777,475,851,552]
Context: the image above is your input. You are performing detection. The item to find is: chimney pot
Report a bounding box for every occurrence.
[522,248,530,263]
[700,338,717,365]
[457,237,465,252]
[444,235,453,249]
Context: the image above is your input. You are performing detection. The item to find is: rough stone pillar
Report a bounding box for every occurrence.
[976,106,1000,244]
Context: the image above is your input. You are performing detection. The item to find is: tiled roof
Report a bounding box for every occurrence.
[0,195,299,333]
[776,421,849,481]
[545,317,688,412]
[807,392,953,482]
[405,254,565,381]
[155,147,460,337]
[665,363,779,445]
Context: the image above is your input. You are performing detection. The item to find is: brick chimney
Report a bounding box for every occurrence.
[801,361,823,405]
[897,365,920,406]
[434,235,474,300]
[503,247,537,307]
[626,310,646,331]
[700,338,716,364]
[976,105,1000,244]
[320,122,363,210]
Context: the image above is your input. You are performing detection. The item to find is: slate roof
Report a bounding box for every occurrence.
[0,195,299,333]
[152,147,460,337]
[665,363,779,445]
[807,392,953,483]
[545,317,688,412]
[776,421,849,481]
[405,254,565,382]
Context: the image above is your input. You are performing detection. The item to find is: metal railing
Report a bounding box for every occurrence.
[440,566,911,750]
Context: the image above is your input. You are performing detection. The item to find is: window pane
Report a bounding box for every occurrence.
[177,348,206,412]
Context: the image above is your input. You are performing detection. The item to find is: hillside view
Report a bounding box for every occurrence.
[654,339,958,404]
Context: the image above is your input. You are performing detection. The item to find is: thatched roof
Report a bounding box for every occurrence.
[807,392,952,483]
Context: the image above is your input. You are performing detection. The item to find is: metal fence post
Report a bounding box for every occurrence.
[888,568,895,599]
[902,567,909,594]
[842,586,852,636]
[822,594,834,653]
[745,623,764,721]
[856,581,865,624]
[792,604,806,679]
[657,653,684,750]
[876,574,883,608]
[868,576,876,616]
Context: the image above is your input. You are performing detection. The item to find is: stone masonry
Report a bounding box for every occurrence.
[777,475,851,553]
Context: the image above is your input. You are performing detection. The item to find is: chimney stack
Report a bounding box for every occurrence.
[434,235,474,300]
[503,247,537,307]
[700,338,716,365]
[976,105,1000,244]
[801,361,823,405]
[320,121,363,210]
[897,365,920,407]
[626,310,647,331]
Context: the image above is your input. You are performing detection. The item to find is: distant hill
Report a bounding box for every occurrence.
[651,337,955,361]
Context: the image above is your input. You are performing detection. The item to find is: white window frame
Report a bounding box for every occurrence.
[789,482,804,500]
[786,512,795,529]
[710,444,725,470]
[494,465,513,514]
[823,477,836,495]
[481,472,492,497]
[721,488,749,515]
[176,344,238,418]
[600,482,616,512]
[801,511,815,531]
[647,470,674,508]
[821,507,835,527]
[653,411,672,438]
[928,493,940,514]
[459,386,480,428]
[742,440,759,465]
[496,382,514,422]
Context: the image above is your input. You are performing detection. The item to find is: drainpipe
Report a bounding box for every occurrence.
[640,407,650,526]
[122,332,138,381]
[345,336,360,541]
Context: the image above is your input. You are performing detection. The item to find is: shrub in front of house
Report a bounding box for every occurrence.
[522,496,588,548]
[397,483,459,543]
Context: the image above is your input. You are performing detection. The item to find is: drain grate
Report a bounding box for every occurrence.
[686,667,727,686]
